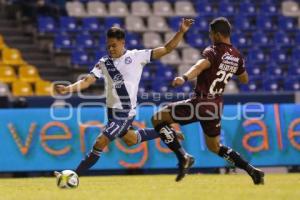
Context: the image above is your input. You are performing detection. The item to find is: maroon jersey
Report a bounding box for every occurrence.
[195,42,245,96]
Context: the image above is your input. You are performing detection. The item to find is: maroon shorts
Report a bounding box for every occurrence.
[166,96,223,137]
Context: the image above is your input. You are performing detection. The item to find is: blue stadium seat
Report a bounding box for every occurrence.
[219,2,236,17]
[266,63,285,76]
[126,33,143,49]
[248,49,267,64]
[234,16,254,31]
[239,2,257,17]
[174,82,193,93]
[54,34,74,51]
[194,16,209,31]
[232,33,250,49]
[76,34,98,49]
[240,76,262,92]
[156,66,176,81]
[71,50,92,66]
[295,31,300,44]
[59,17,79,33]
[263,76,283,92]
[82,18,102,33]
[186,33,206,48]
[141,67,152,81]
[284,76,300,91]
[152,79,172,93]
[278,16,298,31]
[104,17,123,28]
[288,63,300,76]
[260,3,278,16]
[247,65,264,76]
[38,16,56,34]
[291,48,300,61]
[168,17,182,31]
[270,49,290,64]
[256,15,276,31]
[274,32,294,48]
[195,3,215,17]
[251,32,273,48]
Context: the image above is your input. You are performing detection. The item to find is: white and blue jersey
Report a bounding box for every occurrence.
[90,49,152,140]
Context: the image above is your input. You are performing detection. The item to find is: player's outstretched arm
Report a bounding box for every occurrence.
[151,18,194,60]
[237,71,249,84]
[55,74,97,95]
[172,59,211,87]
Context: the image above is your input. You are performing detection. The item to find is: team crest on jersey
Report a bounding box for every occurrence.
[125,57,132,64]
[113,74,124,88]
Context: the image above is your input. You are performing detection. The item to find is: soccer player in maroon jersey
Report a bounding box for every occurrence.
[152,17,265,184]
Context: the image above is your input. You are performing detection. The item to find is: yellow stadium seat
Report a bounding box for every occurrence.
[35,80,53,96]
[0,65,17,83]
[2,48,25,65]
[12,81,34,96]
[0,35,7,50]
[19,65,40,83]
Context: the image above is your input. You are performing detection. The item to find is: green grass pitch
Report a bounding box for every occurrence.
[0,174,299,200]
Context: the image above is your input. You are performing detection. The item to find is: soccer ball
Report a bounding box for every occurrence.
[55,170,79,189]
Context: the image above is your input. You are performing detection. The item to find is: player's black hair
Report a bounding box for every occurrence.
[106,27,125,40]
[209,17,231,37]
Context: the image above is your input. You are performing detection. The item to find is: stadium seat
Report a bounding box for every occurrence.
[182,48,201,64]
[266,63,285,76]
[195,3,215,17]
[219,2,236,17]
[143,32,163,48]
[278,16,298,31]
[288,63,300,76]
[0,34,6,50]
[174,1,196,17]
[260,3,278,16]
[0,82,11,97]
[1,48,24,65]
[234,16,255,31]
[185,32,206,48]
[76,34,98,49]
[54,34,74,51]
[263,76,283,92]
[274,31,294,48]
[87,1,107,17]
[153,1,174,16]
[240,76,262,92]
[232,33,251,49]
[19,65,40,83]
[284,76,300,91]
[131,1,152,16]
[104,17,123,28]
[239,2,257,17]
[35,80,53,96]
[66,1,87,17]
[37,16,57,34]
[125,16,147,32]
[282,0,300,17]
[152,78,172,93]
[59,17,79,33]
[251,32,273,48]
[71,50,91,66]
[194,16,209,31]
[82,18,102,33]
[248,49,267,64]
[164,31,187,48]
[291,48,300,61]
[168,17,182,31]
[126,33,143,49]
[247,65,264,76]
[141,67,152,81]
[295,31,300,44]
[147,16,170,32]
[178,64,191,76]
[270,49,290,64]
[0,65,17,83]
[256,15,276,31]
[161,50,181,65]
[109,1,129,17]
[174,82,193,93]
[12,81,34,96]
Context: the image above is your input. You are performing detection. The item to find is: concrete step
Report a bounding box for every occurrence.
[22,52,51,61]
[4,36,32,45]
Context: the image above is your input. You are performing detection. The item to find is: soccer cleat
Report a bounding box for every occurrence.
[249,168,265,185]
[175,154,195,182]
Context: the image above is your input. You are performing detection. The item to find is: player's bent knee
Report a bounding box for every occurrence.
[94,134,110,149]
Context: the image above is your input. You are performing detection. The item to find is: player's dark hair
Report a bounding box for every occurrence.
[209,17,231,37]
[106,27,125,40]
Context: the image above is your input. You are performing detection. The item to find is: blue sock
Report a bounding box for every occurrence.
[136,128,160,143]
[75,147,102,175]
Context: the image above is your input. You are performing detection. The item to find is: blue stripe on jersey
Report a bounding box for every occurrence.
[103,57,132,112]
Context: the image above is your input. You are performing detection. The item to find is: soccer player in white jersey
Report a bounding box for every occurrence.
[54,18,194,175]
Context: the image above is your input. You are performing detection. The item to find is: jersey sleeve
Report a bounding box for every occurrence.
[135,49,152,66]
[235,58,246,76]
[90,61,103,79]
[202,47,216,66]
